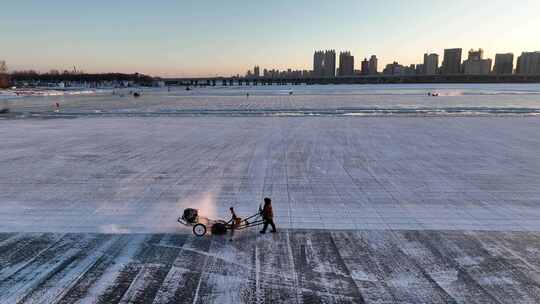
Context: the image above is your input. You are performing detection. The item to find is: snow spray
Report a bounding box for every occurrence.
[177,192,218,219]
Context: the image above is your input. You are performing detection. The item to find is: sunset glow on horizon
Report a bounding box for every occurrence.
[1,0,539,77]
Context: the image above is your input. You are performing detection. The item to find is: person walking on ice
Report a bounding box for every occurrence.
[260,197,277,234]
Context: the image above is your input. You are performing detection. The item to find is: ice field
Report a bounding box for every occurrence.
[2,85,540,303]
[3,83,540,116]
[1,116,540,233]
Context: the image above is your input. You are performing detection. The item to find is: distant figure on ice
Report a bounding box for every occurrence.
[260,198,277,234]
[289,91,293,96]
[246,93,250,98]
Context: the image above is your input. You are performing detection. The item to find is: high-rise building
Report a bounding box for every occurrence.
[361,58,369,75]
[338,51,354,76]
[368,55,378,75]
[313,51,325,77]
[313,50,336,78]
[468,49,483,60]
[462,49,492,75]
[415,64,425,75]
[405,64,417,76]
[324,50,336,77]
[442,48,462,74]
[253,66,260,78]
[493,53,514,75]
[516,52,540,75]
[423,53,439,75]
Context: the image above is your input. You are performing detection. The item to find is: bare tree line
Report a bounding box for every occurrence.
[0,61,154,85]
[10,72,154,84]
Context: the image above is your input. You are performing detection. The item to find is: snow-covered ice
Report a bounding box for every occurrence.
[2,85,540,303]
[3,84,540,116]
[1,116,539,233]
[1,230,540,303]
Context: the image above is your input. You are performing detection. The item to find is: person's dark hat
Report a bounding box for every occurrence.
[264,197,271,203]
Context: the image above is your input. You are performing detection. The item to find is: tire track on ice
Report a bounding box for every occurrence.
[397,230,503,304]
[0,233,65,282]
[18,234,118,304]
[151,235,211,304]
[0,234,102,303]
[55,234,131,304]
[116,234,184,303]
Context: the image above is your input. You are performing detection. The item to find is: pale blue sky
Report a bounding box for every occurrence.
[1,0,539,77]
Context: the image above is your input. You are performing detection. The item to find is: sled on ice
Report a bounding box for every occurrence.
[178,208,265,236]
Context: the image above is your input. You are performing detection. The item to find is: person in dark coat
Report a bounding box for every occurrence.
[260,197,277,233]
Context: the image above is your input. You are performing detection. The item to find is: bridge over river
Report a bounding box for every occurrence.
[164,74,540,86]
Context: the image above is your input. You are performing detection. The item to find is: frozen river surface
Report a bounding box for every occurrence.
[2,88,540,303]
[3,83,540,116]
[1,116,539,233]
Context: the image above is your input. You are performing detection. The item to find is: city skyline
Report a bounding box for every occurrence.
[1,0,540,77]
[242,48,539,78]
